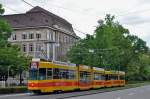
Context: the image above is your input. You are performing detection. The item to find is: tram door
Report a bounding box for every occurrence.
[79,71,92,90]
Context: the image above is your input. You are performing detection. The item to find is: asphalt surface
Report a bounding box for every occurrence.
[0,85,150,99]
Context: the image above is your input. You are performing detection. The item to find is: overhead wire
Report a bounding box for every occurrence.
[21,0,88,36]
[21,0,35,7]
[5,0,150,35]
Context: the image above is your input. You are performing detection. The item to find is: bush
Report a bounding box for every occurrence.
[0,87,27,94]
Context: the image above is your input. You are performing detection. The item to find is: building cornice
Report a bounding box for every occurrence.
[12,26,79,39]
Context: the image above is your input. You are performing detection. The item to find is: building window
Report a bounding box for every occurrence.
[12,34,17,40]
[29,44,34,52]
[22,34,27,39]
[63,36,65,42]
[36,34,41,39]
[64,36,67,43]
[66,36,68,43]
[29,33,34,39]
[22,44,27,52]
[36,43,42,51]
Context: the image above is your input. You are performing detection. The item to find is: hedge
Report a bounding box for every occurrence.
[0,87,27,94]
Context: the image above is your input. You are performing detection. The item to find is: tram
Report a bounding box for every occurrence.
[28,58,125,93]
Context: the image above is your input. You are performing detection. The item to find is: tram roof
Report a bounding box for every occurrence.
[93,67,105,71]
[119,71,125,75]
[52,61,76,67]
[32,58,76,67]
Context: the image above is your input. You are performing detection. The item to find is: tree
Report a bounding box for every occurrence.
[0,4,11,47]
[67,34,95,65]
[0,4,4,15]
[67,14,150,81]
[0,4,30,84]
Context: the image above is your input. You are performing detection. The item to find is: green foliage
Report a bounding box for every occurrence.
[0,4,4,15]
[0,4,30,80]
[0,20,12,41]
[67,14,150,81]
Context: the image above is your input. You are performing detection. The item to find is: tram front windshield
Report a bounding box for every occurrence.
[29,69,38,80]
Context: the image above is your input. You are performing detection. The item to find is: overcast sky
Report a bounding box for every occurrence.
[1,0,150,46]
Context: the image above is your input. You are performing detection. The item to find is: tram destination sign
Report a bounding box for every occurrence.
[30,62,38,70]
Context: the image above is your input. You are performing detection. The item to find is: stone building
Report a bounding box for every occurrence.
[3,6,79,61]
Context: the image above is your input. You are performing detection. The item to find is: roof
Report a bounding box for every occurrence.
[2,6,77,36]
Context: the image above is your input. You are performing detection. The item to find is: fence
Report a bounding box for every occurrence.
[0,71,28,88]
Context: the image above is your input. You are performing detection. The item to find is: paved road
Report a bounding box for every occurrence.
[0,85,150,99]
[68,85,150,99]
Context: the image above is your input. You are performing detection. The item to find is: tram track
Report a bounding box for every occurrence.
[27,86,134,99]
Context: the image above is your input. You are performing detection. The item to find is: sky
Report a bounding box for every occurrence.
[1,0,150,46]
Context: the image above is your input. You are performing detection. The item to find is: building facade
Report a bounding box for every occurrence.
[3,6,79,61]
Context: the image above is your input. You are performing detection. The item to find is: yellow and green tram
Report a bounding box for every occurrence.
[28,58,125,93]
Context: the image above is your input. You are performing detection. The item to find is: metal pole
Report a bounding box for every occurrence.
[7,66,10,87]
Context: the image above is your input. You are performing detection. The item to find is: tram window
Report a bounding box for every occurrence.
[47,68,52,79]
[60,69,67,79]
[94,73,99,80]
[39,68,46,80]
[101,75,106,80]
[69,70,75,79]
[53,68,60,79]
[120,75,125,80]
[80,71,91,83]
[105,74,111,80]
[80,72,84,80]
[66,70,69,79]
[111,75,118,80]
[29,69,37,80]
[59,69,75,79]
[94,73,103,80]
